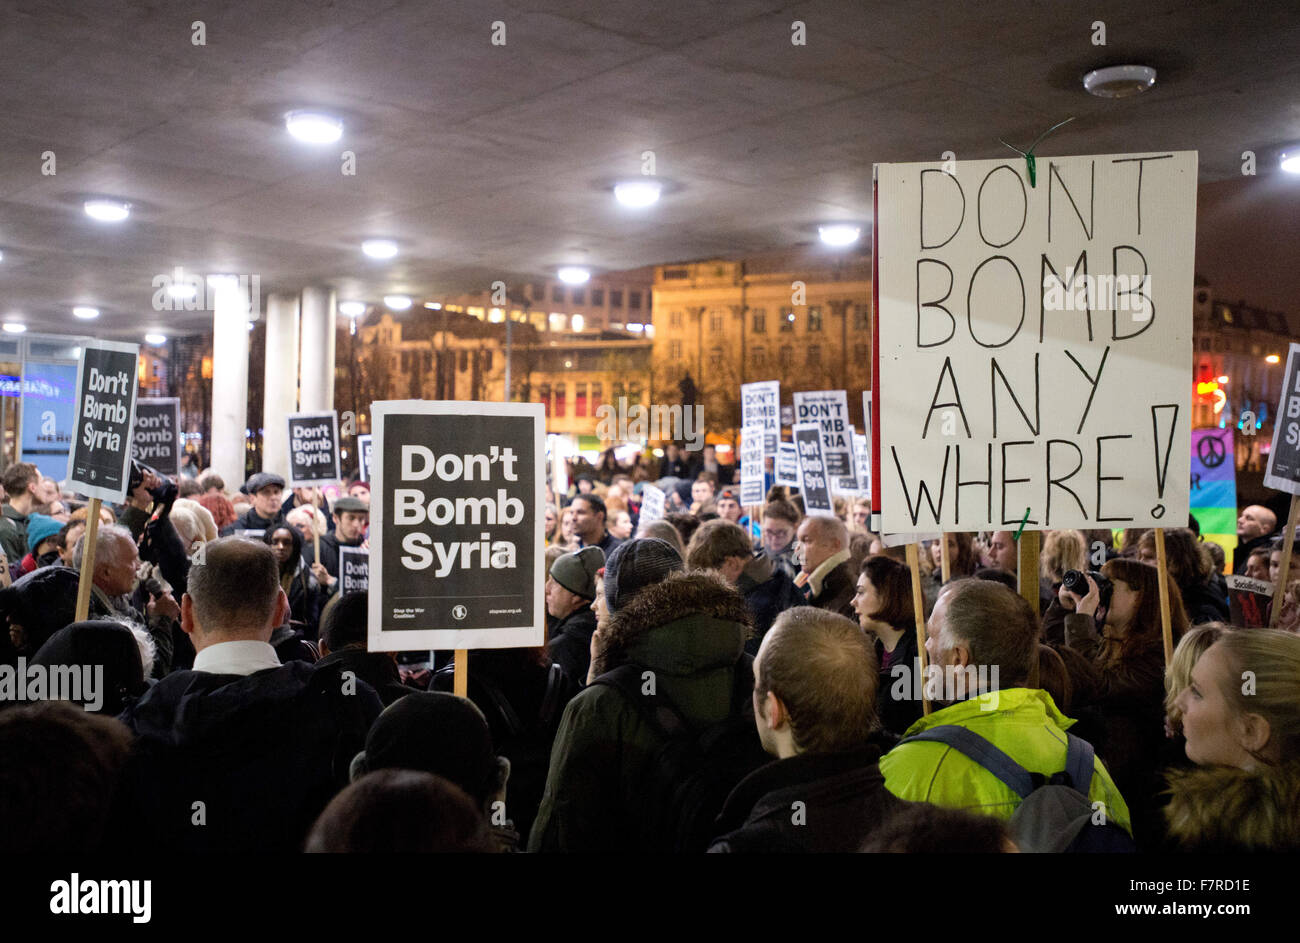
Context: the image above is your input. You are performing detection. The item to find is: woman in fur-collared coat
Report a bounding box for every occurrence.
[1164,628,1300,852]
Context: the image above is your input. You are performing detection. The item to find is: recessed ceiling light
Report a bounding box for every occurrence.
[362,239,398,259]
[72,306,100,320]
[1266,354,1281,364]
[285,110,343,144]
[1082,64,1156,99]
[3,323,26,334]
[339,301,366,317]
[145,333,167,345]
[84,199,131,222]
[247,322,255,331]
[1280,149,1300,174]
[819,223,861,247]
[425,302,443,310]
[558,266,590,285]
[167,283,198,300]
[0,250,5,262]
[384,295,412,310]
[614,180,662,208]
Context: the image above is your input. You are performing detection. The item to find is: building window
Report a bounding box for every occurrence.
[459,350,468,372]
[610,290,623,308]
[575,382,588,417]
[751,308,766,333]
[532,284,544,301]
[670,310,682,328]
[808,306,823,332]
[669,340,683,360]
[752,345,767,368]
[539,382,551,418]
[571,287,585,305]
[553,382,566,417]
[710,346,724,368]
[627,381,642,405]
[1199,337,1211,352]
[779,308,794,332]
[484,350,493,371]
[710,309,724,333]
[591,288,604,306]
[591,381,602,412]
[629,291,642,310]
[807,345,821,366]
[853,304,871,331]
[552,285,564,304]
[779,345,793,368]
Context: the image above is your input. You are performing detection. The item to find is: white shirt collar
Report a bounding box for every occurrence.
[192,640,281,676]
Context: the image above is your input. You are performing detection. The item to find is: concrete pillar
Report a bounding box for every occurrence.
[210,276,251,488]
[299,286,336,414]
[262,293,300,476]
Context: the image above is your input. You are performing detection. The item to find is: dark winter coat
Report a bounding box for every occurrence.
[809,560,858,621]
[303,530,362,583]
[315,648,412,706]
[527,571,755,853]
[736,552,801,655]
[1179,577,1229,625]
[708,744,907,852]
[875,628,924,739]
[113,659,382,852]
[547,604,597,687]
[220,506,286,538]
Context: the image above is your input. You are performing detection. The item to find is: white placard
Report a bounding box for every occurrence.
[741,381,781,458]
[876,151,1196,532]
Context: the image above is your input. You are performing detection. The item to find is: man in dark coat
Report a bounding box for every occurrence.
[545,546,603,686]
[313,591,411,706]
[220,472,288,537]
[709,607,907,852]
[304,496,368,594]
[1233,504,1278,574]
[113,538,382,853]
[795,514,857,620]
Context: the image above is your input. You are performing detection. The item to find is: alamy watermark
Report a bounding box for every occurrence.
[887,658,1002,710]
[152,267,262,317]
[0,657,103,711]
[1042,270,1152,320]
[594,397,705,451]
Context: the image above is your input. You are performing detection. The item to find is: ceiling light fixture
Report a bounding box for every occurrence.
[558,266,590,285]
[2,323,26,334]
[614,180,662,208]
[285,110,343,144]
[362,239,398,259]
[339,301,366,317]
[145,333,167,345]
[72,306,100,320]
[384,295,412,310]
[1280,149,1300,174]
[1266,354,1281,364]
[1082,64,1156,99]
[819,223,861,247]
[84,199,131,222]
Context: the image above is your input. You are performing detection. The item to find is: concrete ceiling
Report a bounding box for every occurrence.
[1,0,1297,339]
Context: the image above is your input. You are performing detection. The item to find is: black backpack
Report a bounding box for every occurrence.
[590,656,769,853]
[899,725,1136,852]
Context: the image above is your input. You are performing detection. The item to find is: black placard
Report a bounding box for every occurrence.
[132,398,181,476]
[287,411,340,487]
[68,341,140,502]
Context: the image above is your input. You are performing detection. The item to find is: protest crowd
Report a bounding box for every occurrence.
[2,445,1298,855]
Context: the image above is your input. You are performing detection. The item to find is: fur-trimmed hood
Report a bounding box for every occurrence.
[593,570,752,677]
[1164,761,1300,852]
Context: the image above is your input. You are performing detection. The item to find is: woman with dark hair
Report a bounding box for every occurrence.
[595,448,622,483]
[263,525,324,644]
[851,556,922,738]
[1055,557,1189,848]
[1137,528,1228,625]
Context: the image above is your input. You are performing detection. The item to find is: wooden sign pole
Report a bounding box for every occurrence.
[1016,530,1041,619]
[905,542,930,716]
[454,648,469,697]
[1269,494,1300,628]
[74,497,103,623]
[1154,527,1175,663]
[939,534,951,584]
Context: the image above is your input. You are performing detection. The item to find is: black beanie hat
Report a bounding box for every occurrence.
[31,620,147,714]
[604,537,684,614]
[353,692,497,805]
[0,566,81,654]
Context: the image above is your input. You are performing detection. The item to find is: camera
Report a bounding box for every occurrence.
[129,460,177,506]
[1061,569,1113,610]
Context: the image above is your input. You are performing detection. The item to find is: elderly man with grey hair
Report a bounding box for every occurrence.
[73,523,181,677]
[793,514,857,621]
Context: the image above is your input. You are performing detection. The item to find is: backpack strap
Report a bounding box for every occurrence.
[900,725,1035,800]
[1063,733,1095,793]
[538,661,566,728]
